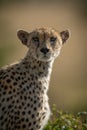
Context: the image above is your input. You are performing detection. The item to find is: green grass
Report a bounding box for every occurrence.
[44,105,87,130]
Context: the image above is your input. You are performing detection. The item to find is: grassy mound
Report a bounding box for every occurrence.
[44,105,87,130]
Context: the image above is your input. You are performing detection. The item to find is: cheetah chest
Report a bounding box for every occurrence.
[12,75,51,129]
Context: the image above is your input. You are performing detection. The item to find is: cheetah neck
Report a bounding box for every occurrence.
[22,52,54,81]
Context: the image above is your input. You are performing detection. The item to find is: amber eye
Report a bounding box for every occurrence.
[32,37,39,43]
[50,37,57,45]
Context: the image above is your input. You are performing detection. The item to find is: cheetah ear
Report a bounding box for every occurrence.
[60,30,70,44]
[17,30,29,46]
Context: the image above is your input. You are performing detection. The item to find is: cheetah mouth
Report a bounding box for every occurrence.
[41,55,52,61]
[43,55,48,58]
[35,53,52,62]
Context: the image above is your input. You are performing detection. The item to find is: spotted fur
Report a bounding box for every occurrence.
[0,27,69,130]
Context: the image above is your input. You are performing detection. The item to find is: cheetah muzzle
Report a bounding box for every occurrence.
[0,27,70,130]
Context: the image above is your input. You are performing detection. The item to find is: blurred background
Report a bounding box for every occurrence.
[0,0,87,112]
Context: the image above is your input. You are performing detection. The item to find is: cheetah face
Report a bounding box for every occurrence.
[17,28,69,62]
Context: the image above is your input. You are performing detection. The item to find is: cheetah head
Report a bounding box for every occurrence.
[17,28,70,62]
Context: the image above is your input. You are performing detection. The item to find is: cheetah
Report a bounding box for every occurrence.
[0,27,69,130]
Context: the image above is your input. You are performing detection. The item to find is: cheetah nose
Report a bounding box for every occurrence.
[40,48,49,54]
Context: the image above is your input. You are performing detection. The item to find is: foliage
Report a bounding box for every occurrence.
[44,105,87,130]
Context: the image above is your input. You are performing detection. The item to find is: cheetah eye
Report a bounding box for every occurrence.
[32,37,39,43]
[50,37,57,45]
